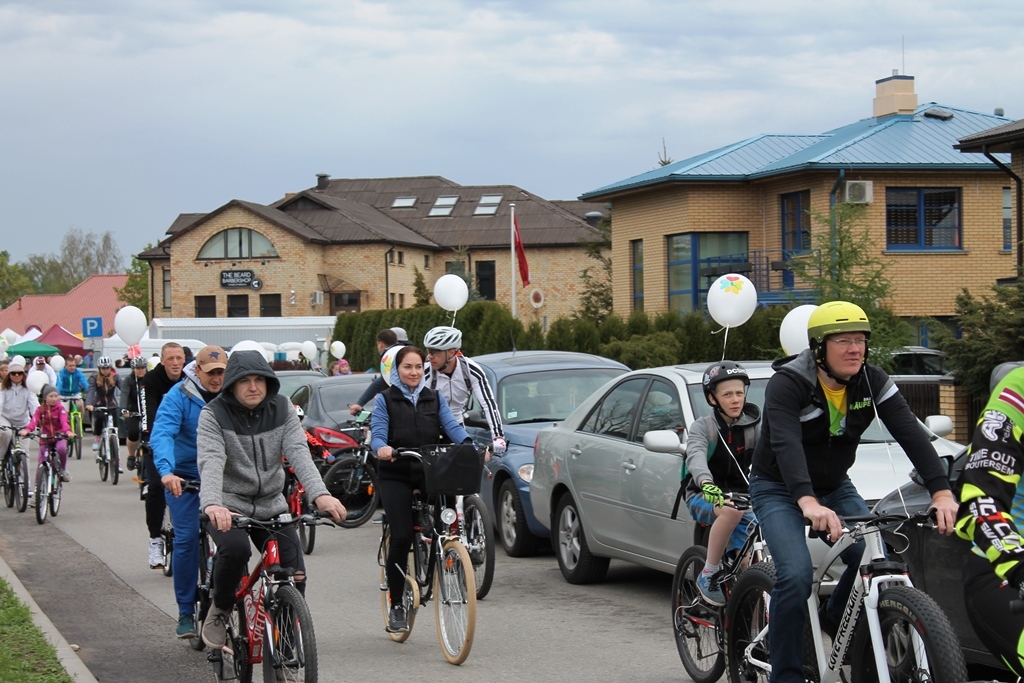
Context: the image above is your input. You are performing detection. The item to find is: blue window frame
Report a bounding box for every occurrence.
[631,240,644,311]
[667,232,748,315]
[781,190,811,287]
[885,188,962,250]
[1004,187,1013,251]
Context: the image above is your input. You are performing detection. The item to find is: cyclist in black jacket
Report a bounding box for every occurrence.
[123,357,148,471]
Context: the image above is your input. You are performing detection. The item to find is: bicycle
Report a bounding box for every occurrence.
[322,411,379,529]
[377,446,480,665]
[1,426,31,513]
[724,509,967,683]
[31,432,67,525]
[283,460,319,555]
[92,407,120,484]
[672,494,766,683]
[59,396,84,461]
[198,510,334,683]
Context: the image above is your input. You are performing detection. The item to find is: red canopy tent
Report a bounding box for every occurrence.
[36,324,87,358]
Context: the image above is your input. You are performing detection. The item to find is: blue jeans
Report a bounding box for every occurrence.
[748,475,869,683]
[164,487,201,616]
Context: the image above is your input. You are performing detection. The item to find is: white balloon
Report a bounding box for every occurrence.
[380,345,403,386]
[1,329,17,345]
[300,340,318,361]
[231,340,269,360]
[706,274,758,328]
[433,274,469,312]
[147,356,161,371]
[27,370,48,394]
[114,306,148,346]
[11,355,26,369]
[330,340,346,359]
[50,355,66,372]
[779,305,819,356]
[0,338,7,351]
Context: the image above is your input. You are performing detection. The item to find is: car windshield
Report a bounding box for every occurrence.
[277,373,322,400]
[318,379,374,423]
[499,369,625,424]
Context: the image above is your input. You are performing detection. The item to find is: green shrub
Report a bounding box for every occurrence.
[600,332,681,369]
[546,318,575,351]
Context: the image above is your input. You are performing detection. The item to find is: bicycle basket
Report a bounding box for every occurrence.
[422,444,483,496]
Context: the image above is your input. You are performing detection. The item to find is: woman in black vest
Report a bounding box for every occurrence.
[369,346,472,634]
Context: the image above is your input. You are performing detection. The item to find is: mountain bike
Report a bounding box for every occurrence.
[724,509,967,683]
[322,412,379,528]
[1,426,31,513]
[32,432,66,525]
[377,446,480,665]
[94,407,120,485]
[59,396,84,460]
[672,494,766,683]
[199,510,335,683]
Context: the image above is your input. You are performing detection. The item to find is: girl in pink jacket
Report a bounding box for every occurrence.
[22,384,72,482]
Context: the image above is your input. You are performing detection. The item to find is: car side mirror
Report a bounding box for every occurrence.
[924,415,953,438]
[643,429,686,455]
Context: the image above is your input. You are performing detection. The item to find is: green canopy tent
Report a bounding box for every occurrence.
[6,340,61,358]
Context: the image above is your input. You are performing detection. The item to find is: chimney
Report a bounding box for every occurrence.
[873,74,917,118]
[315,173,330,190]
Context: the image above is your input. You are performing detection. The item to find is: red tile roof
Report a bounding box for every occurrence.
[0,275,130,336]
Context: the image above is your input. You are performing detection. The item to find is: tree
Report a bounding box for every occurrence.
[0,251,35,308]
[446,247,483,302]
[22,228,125,294]
[412,266,432,307]
[575,217,612,324]
[783,202,912,365]
[657,138,674,166]
[116,245,152,312]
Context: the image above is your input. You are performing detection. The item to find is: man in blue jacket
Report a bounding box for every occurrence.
[151,344,226,640]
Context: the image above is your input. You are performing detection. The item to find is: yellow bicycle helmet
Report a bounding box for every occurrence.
[807,301,871,383]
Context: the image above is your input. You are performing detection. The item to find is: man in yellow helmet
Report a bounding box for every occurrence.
[748,301,958,683]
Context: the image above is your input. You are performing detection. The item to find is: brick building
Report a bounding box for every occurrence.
[581,75,1015,339]
[140,177,606,325]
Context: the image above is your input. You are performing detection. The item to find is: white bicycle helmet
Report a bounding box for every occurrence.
[423,326,462,351]
[96,356,114,368]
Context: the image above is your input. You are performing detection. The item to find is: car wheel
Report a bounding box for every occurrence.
[554,491,609,584]
[497,479,540,557]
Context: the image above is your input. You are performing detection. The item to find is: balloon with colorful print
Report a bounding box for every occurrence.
[706,273,758,328]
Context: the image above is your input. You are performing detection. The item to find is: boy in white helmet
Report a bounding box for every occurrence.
[422,326,505,454]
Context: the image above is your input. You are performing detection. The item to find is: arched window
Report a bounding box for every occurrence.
[197,228,279,260]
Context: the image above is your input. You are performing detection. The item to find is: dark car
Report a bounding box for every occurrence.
[276,370,326,402]
[289,374,375,452]
[873,448,1009,677]
[465,351,629,557]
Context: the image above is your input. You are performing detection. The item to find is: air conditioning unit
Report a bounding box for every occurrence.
[844,180,874,204]
[311,291,324,306]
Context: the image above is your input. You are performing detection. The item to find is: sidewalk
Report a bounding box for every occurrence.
[0,552,98,683]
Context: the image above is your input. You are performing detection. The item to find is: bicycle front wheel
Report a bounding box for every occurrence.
[324,455,379,528]
[14,455,29,513]
[72,415,82,460]
[98,436,109,482]
[672,545,724,683]
[299,499,316,555]
[108,433,120,485]
[264,584,317,683]
[49,475,61,517]
[462,495,495,600]
[192,530,214,651]
[434,540,477,665]
[2,457,14,508]
[35,466,49,524]
[724,561,774,683]
[849,585,967,683]
[379,530,419,642]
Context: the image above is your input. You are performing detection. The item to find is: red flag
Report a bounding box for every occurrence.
[514,215,530,287]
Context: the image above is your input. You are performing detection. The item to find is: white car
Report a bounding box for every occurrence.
[529,362,961,584]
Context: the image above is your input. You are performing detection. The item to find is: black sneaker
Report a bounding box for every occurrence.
[126,455,137,471]
[387,605,409,633]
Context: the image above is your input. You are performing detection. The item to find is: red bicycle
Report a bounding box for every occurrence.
[198,512,334,683]
[283,464,318,555]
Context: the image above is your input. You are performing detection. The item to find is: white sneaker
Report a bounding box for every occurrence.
[149,538,164,569]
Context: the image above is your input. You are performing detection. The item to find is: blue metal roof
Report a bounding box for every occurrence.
[582,103,1011,199]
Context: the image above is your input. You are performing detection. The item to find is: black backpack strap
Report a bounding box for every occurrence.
[670,483,686,521]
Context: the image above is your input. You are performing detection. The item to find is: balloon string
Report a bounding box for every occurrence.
[720,326,730,361]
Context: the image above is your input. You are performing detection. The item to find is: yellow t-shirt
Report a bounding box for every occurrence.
[819,379,847,436]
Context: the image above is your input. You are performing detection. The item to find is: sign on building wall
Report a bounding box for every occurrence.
[220,270,262,290]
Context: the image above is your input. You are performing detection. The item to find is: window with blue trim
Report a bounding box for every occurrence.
[667,232,748,315]
[631,240,644,311]
[1004,187,1013,251]
[885,188,961,250]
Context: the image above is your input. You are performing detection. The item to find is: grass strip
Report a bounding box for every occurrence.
[0,576,74,683]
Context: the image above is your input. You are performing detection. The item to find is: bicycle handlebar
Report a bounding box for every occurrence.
[199,510,334,528]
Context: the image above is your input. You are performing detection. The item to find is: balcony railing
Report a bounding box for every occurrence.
[698,249,821,305]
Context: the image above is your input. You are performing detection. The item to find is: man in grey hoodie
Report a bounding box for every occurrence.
[196,350,346,650]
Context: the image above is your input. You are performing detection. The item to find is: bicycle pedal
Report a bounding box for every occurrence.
[379,583,388,592]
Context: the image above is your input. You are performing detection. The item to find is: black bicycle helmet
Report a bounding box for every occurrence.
[702,361,750,406]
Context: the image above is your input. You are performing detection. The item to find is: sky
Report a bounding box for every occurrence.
[1,0,1021,265]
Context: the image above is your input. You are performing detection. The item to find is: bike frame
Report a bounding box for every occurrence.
[741,517,921,683]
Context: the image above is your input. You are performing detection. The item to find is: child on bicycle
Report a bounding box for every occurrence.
[21,385,72,482]
[684,361,760,606]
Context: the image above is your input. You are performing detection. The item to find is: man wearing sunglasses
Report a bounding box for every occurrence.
[151,344,227,641]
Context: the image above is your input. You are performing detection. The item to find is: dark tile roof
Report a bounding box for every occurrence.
[277,193,438,247]
[956,118,1024,153]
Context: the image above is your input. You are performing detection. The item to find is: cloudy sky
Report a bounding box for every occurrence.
[1,0,1021,265]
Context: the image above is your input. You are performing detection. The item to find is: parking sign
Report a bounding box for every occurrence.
[82,317,103,338]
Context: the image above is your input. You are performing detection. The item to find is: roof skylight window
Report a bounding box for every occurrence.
[428,196,459,217]
[474,194,503,216]
[391,196,417,209]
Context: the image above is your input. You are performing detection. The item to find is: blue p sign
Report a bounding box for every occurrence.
[82,317,103,338]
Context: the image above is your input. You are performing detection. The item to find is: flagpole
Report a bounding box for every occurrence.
[510,202,517,319]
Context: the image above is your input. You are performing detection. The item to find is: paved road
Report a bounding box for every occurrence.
[0,446,691,682]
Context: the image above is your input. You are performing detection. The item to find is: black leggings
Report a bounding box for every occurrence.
[91,408,118,437]
[963,553,1024,677]
[206,523,305,611]
[378,475,427,605]
[142,443,166,538]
